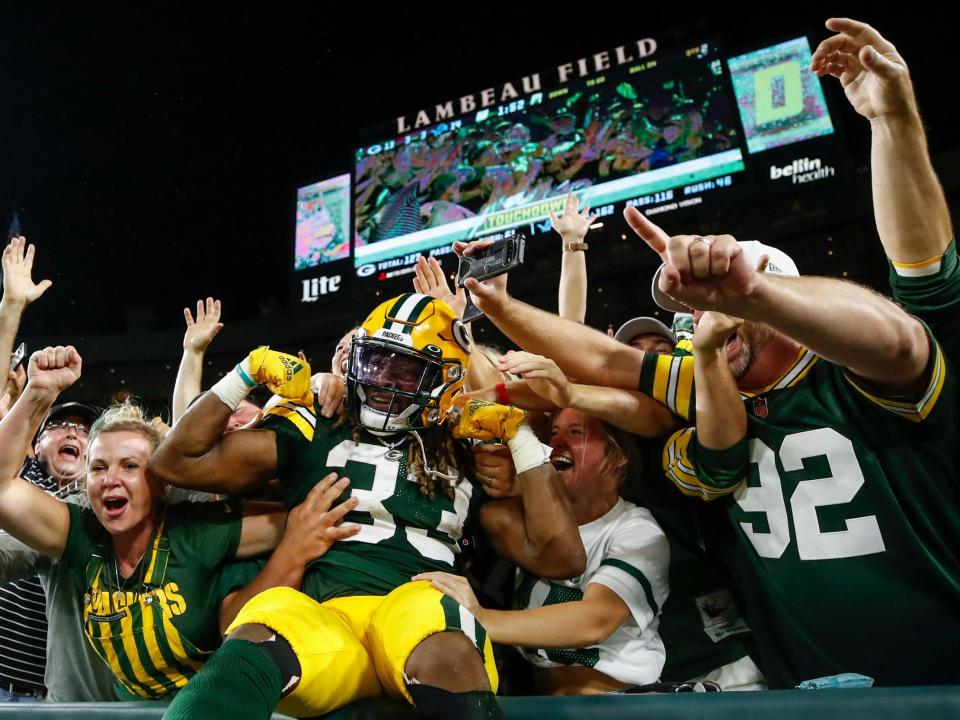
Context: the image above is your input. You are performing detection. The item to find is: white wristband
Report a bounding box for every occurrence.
[507,423,553,475]
[210,357,256,411]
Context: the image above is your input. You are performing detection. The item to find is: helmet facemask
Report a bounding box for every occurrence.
[347,293,471,436]
[346,336,460,433]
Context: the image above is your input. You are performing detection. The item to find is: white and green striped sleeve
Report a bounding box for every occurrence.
[589,510,670,633]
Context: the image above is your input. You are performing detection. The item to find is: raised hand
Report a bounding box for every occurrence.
[4,362,26,402]
[810,18,916,121]
[1,236,53,306]
[692,312,745,354]
[412,255,467,318]
[27,346,82,397]
[624,206,757,313]
[453,239,509,317]
[0,364,28,418]
[548,193,596,242]
[182,297,223,353]
[498,351,574,408]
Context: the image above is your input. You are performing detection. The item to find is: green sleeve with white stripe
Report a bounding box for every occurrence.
[889,239,960,362]
[662,428,746,501]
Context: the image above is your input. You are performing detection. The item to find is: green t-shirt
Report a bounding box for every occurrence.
[649,253,960,687]
[261,401,482,601]
[60,500,243,699]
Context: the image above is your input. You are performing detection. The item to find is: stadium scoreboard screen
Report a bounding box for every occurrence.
[354,39,742,270]
[293,31,845,305]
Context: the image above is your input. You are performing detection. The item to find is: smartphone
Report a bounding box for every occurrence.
[10,342,26,371]
[456,231,526,322]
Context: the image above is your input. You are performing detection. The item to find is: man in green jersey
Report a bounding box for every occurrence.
[151,293,584,719]
[458,17,958,686]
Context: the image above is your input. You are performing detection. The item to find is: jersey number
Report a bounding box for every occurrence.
[325,439,468,561]
[737,428,885,560]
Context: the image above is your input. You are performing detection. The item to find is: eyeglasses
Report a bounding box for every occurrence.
[43,421,90,437]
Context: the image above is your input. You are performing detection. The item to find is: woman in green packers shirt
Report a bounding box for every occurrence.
[0,346,359,700]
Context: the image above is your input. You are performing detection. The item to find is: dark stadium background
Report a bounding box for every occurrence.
[0,6,957,410]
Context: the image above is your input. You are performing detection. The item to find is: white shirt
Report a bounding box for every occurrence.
[515,498,670,685]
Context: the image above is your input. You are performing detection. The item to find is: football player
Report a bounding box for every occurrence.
[151,293,585,719]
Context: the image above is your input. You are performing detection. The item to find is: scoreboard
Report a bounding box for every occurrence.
[292,31,847,309]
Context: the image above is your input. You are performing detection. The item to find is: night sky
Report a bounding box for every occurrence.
[0,7,957,391]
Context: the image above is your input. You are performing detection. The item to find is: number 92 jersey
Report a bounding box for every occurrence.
[650,264,960,692]
[260,402,481,602]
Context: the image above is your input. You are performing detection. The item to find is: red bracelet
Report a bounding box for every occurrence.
[495,382,511,406]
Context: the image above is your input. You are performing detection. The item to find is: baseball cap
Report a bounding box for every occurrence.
[650,240,799,313]
[614,317,677,347]
[37,402,99,438]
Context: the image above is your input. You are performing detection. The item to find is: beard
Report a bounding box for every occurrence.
[729,321,776,379]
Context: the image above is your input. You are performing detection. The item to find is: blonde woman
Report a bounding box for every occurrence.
[0,346,357,700]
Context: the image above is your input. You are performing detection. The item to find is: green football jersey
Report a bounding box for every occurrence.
[628,443,752,682]
[261,401,483,602]
[650,313,960,684]
[60,501,243,699]
[890,241,960,363]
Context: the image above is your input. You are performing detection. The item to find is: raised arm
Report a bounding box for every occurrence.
[151,393,278,495]
[498,351,679,438]
[0,237,52,388]
[629,210,929,392]
[172,297,223,424]
[811,18,952,263]
[0,347,78,557]
[550,193,595,323]
[455,244,646,390]
[692,312,747,450]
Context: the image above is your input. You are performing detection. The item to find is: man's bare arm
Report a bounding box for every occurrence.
[496,352,680,437]
[746,274,927,390]
[483,296,644,389]
[172,298,223,424]
[0,237,53,389]
[630,213,930,392]
[220,475,359,633]
[812,18,952,263]
[454,240,646,390]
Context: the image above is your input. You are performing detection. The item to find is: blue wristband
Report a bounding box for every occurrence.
[235,363,257,389]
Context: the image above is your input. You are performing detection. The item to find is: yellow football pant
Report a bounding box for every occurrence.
[226,581,498,718]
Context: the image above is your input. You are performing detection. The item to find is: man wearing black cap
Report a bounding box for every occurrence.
[24,402,97,494]
[0,400,116,702]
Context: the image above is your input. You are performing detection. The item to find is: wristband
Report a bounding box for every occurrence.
[563,242,589,252]
[210,357,256,411]
[494,382,511,406]
[507,423,553,475]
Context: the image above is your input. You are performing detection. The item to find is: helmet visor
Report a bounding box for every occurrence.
[350,342,438,414]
